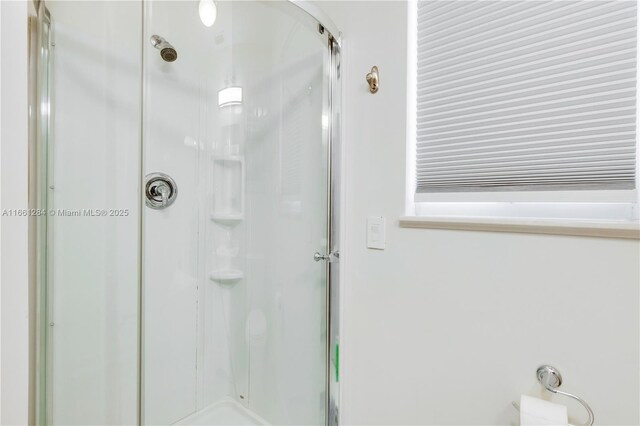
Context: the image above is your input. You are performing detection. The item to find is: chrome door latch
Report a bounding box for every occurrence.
[314,251,339,263]
[145,172,178,209]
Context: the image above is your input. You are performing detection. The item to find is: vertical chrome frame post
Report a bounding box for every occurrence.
[31,2,53,425]
[327,34,342,426]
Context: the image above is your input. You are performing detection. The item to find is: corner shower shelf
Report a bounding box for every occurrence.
[210,213,244,225]
[212,154,243,163]
[209,269,244,283]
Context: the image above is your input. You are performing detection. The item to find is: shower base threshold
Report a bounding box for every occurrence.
[175,398,270,426]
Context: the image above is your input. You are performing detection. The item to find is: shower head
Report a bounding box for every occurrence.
[150,35,177,62]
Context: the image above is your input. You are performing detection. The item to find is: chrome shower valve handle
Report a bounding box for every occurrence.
[155,182,170,204]
[145,173,177,209]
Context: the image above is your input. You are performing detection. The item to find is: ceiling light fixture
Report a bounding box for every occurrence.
[199,0,217,27]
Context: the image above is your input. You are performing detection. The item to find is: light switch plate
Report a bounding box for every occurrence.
[367,216,385,250]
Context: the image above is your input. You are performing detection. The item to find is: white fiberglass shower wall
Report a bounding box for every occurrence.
[37,1,340,425]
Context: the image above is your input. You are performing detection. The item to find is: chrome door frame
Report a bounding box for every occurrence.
[30,2,53,424]
[326,33,342,426]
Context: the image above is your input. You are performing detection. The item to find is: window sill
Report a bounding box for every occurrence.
[399,216,640,239]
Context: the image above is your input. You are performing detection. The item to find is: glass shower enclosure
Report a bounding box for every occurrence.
[32,1,341,425]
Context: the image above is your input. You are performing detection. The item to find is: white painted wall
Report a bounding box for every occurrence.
[0,1,30,425]
[316,2,640,425]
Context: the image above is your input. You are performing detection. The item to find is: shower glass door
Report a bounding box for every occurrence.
[37,1,335,424]
[142,2,330,425]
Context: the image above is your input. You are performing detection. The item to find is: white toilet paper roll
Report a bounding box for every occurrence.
[520,395,568,426]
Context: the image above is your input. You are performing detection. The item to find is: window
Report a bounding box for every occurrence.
[408,0,639,223]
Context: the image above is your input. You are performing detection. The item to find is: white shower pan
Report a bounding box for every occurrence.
[175,399,270,426]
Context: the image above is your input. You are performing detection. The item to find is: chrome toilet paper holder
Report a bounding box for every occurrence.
[512,365,594,426]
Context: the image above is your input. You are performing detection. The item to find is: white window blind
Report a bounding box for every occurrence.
[415,0,637,193]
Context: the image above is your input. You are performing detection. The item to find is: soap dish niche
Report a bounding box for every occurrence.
[211,154,244,224]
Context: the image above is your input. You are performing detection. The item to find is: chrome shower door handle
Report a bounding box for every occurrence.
[145,172,177,209]
[314,252,329,262]
[314,251,339,262]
